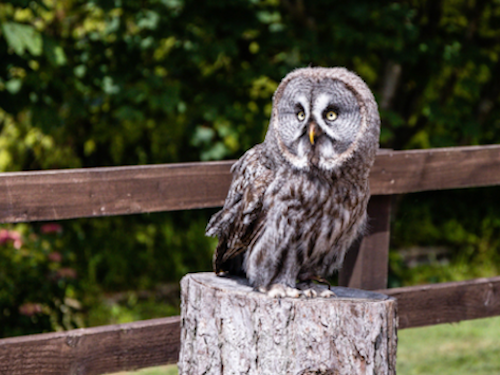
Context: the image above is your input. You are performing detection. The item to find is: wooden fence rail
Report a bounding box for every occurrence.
[0,317,181,375]
[1,145,500,223]
[1,144,500,374]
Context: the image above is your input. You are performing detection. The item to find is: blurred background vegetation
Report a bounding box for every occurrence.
[1,0,500,339]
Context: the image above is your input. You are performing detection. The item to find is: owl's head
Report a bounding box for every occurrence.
[265,67,380,172]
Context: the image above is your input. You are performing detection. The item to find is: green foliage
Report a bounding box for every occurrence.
[1,0,500,337]
[1,0,499,171]
[0,223,83,337]
[61,212,215,292]
[87,292,180,327]
[2,21,42,56]
[389,187,500,287]
[0,211,213,336]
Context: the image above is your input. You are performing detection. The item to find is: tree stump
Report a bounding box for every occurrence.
[178,273,397,375]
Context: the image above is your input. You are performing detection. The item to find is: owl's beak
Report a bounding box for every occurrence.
[308,122,317,145]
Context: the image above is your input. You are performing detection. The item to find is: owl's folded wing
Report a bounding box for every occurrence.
[206,144,274,274]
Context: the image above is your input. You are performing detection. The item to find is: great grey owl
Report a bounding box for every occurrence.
[206,67,380,298]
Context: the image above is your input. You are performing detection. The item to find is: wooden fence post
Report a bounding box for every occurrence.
[178,273,397,375]
[339,195,392,290]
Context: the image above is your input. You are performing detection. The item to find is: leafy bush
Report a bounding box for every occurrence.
[0,223,83,337]
[1,0,500,336]
[389,187,500,287]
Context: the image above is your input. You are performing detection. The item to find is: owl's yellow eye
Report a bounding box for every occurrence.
[297,111,306,121]
[326,111,337,121]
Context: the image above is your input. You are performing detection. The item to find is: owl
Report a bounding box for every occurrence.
[206,67,380,298]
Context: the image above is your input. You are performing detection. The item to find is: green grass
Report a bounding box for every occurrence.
[112,365,177,375]
[398,316,500,375]
[116,316,500,375]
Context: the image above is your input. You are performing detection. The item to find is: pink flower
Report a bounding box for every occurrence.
[48,252,62,262]
[56,268,77,279]
[0,229,23,249]
[19,303,43,317]
[40,223,63,234]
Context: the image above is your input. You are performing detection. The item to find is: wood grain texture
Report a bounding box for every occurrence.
[370,144,500,195]
[0,162,232,223]
[339,195,392,290]
[0,316,180,375]
[379,276,500,329]
[1,145,500,223]
[179,273,397,375]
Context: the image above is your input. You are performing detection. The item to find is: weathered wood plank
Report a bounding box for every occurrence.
[1,145,500,223]
[370,144,500,195]
[0,316,180,375]
[379,276,500,329]
[339,195,392,290]
[0,162,232,223]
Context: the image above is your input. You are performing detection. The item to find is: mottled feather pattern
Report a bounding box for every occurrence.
[206,144,274,274]
[206,67,380,297]
[243,156,369,288]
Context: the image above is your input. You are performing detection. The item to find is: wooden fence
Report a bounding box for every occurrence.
[1,144,500,374]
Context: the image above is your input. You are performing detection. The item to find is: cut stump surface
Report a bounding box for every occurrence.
[179,273,397,375]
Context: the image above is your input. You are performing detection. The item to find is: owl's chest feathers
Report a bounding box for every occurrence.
[262,168,368,272]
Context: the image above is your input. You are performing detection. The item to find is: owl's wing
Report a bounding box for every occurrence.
[206,143,274,274]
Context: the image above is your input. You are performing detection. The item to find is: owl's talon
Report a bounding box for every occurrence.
[257,286,267,294]
[319,289,336,298]
[265,284,302,298]
[302,288,317,298]
[286,287,302,298]
[297,282,336,298]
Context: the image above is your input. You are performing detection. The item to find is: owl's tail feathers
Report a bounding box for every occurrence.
[214,248,246,276]
[206,209,243,274]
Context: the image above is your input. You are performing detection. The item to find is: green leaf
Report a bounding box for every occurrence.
[102,76,120,95]
[191,126,215,147]
[1,22,42,56]
[137,10,160,30]
[74,65,86,78]
[200,142,228,161]
[5,78,22,94]
[43,37,67,66]
[161,0,183,9]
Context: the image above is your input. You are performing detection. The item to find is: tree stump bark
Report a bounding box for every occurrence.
[178,273,397,375]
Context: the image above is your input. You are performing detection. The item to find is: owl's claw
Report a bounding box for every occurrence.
[302,288,317,298]
[319,289,336,298]
[297,282,337,298]
[260,284,302,298]
[257,286,267,294]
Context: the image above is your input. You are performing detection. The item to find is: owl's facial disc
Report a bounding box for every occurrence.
[274,77,314,169]
[310,79,363,169]
[275,76,363,171]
